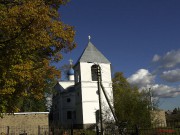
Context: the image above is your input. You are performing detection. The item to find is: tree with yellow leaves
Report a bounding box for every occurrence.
[0,0,76,113]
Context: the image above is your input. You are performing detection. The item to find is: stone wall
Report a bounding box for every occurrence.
[0,112,49,135]
[151,110,167,127]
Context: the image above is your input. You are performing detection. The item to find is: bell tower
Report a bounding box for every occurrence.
[74,37,113,128]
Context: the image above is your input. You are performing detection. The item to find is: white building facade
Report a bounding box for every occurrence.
[52,41,113,129]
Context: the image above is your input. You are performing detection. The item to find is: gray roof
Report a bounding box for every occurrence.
[62,86,75,93]
[76,42,111,64]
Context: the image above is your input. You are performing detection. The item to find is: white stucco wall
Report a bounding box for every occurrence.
[79,62,113,125]
[53,82,76,127]
[81,83,99,124]
[61,92,76,125]
[58,81,74,89]
[82,102,99,123]
[69,75,74,81]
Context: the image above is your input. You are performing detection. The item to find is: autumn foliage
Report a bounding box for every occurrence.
[0,0,76,113]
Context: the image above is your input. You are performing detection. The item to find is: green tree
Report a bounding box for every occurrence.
[16,95,47,112]
[0,0,76,113]
[113,72,151,127]
[166,107,180,122]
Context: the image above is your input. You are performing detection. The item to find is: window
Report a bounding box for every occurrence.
[67,111,72,119]
[67,111,76,120]
[91,65,98,81]
[75,71,80,83]
[67,98,71,103]
[73,111,76,120]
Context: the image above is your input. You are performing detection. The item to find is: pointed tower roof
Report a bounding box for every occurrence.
[76,41,111,64]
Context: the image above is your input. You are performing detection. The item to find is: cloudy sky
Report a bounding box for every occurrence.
[58,0,180,110]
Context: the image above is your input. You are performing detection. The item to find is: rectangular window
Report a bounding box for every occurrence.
[67,111,72,119]
[67,98,71,102]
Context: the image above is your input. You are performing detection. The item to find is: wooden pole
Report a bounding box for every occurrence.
[97,65,103,135]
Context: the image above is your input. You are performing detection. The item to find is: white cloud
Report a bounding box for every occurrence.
[152,54,161,62]
[151,84,180,98]
[127,69,155,87]
[161,69,180,82]
[127,69,180,98]
[128,49,180,100]
[152,49,180,68]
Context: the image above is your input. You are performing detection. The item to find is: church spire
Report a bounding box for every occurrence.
[75,39,110,64]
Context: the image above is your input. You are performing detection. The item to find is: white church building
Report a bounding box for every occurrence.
[51,39,113,129]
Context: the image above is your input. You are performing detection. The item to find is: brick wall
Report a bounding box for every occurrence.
[0,112,49,135]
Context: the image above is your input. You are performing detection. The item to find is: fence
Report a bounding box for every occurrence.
[104,121,180,135]
[44,124,180,135]
[0,121,180,135]
[126,126,180,135]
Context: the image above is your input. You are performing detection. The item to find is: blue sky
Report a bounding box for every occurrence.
[58,0,180,111]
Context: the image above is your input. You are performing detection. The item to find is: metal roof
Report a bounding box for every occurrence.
[67,68,74,75]
[7,112,49,115]
[76,42,111,64]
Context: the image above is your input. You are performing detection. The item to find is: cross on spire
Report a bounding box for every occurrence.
[88,35,91,42]
[69,59,73,67]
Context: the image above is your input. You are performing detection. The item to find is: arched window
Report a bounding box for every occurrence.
[91,65,98,81]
